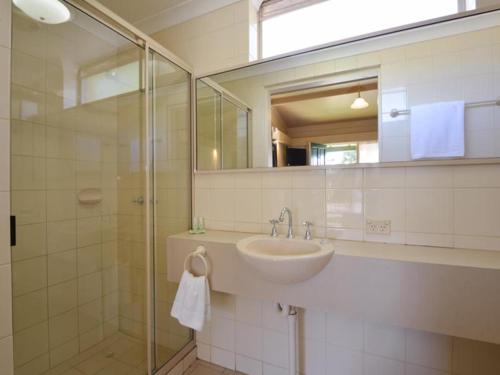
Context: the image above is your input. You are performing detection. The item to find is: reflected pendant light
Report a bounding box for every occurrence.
[350,91,369,110]
[13,0,71,24]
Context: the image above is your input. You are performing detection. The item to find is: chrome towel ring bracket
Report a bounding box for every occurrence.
[183,245,210,277]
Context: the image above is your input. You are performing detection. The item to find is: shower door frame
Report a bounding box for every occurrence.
[60,1,197,374]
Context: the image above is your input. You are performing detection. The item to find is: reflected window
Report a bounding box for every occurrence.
[80,60,140,104]
[323,141,379,165]
[261,0,475,58]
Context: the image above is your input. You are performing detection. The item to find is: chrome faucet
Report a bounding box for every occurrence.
[279,207,294,239]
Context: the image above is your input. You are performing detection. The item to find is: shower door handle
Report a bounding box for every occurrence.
[132,196,145,205]
[10,216,16,246]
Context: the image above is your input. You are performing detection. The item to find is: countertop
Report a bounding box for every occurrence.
[170,230,500,270]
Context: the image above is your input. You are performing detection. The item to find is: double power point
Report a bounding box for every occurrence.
[366,219,391,235]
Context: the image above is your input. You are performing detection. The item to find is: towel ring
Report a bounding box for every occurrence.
[184,245,210,277]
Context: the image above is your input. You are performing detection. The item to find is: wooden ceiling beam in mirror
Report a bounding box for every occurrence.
[271,82,378,105]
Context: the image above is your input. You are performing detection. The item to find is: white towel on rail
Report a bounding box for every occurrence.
[410,101,465,159]
[171,270,211,331]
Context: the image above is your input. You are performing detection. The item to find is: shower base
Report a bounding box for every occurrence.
[40,332,176,375]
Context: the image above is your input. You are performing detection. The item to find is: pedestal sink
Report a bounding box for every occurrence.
[236,235,334,284]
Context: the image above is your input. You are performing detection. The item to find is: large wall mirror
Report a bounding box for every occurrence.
[196,1,500,170]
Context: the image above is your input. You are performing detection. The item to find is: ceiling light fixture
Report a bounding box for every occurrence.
[350,91,369,110]
[13,0,71,24]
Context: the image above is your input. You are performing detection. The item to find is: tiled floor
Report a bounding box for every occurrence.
[184,360,244,375]
[41,332,175,375]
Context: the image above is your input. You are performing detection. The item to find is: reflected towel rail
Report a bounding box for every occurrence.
[389,98,500,118]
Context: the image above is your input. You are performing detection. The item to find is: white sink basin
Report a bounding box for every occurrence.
[236,235,334,284]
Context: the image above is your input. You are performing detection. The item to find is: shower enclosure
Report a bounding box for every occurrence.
[9,1,193,374]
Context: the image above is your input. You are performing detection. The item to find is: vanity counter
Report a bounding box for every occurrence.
[167,230,500,345]
[169,230,500,270]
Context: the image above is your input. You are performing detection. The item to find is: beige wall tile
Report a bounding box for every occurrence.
[364,189,405,232]
[77,245,102,276]
[326,312,363,351]
[12,190,46,225]
[11,120,45,157]
[13,289,47,333]
[48,280,77,317]
[0,192,10,265]
[49,337,78,367]
[48,308,78,349]
[326,189,363,229]
[78,272,102,305]
[326,168,363,189]
[292,189,326,228]
[0,119,9,191]
[48,249,77,285]
[12,223,46,262]
[14,354,49,375]
[13,321,48,367]
[0,264,12,338]
[47,220,76,253]
[364,323,406,361]
[0,47,10,120]
[12,257,46,296]
[47,190,76,221]
[455,189,500,237]
[406,189,453,234]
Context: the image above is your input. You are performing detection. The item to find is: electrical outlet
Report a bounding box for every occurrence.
[366,219,391,235]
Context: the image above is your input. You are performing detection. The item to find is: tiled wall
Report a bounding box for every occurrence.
[194,165,500,373]
[10,30,117,375]
[152,0,258,75]
[194,164,500,251]
[8,10,144,374]
[0,0,13,373]
[196,292,500,375]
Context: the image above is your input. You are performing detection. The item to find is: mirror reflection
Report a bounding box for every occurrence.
[196,3,500,171]
[196,79,250,170]
[270,78,379,167]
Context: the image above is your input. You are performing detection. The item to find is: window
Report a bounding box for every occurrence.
[80,60,141,104]
[260,0,472,58]
[324,141,379,165]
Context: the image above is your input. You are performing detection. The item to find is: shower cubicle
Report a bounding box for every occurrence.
[9,0,193,374]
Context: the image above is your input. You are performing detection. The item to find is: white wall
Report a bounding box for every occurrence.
[152,0,259,76]
[0,0,13,373]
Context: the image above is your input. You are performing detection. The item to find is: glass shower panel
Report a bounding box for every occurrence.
[222,98,248,169]
[10,3,147,375]
[196,80,221,170]
[148,50,193,372]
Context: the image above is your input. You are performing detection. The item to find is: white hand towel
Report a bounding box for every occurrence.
[410,101,465,160]
[171,270,211,332]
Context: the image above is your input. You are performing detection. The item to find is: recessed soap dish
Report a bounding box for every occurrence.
[78,188,102,204]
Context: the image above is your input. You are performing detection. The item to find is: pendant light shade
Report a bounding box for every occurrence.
[13,0,71,24]
[350,91,369,109]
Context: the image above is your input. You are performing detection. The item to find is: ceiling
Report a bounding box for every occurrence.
[96,0,250,34]
[272,80,378,128]
[97,0,189,24]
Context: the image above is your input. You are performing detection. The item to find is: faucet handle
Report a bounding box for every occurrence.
[302,221,313,240]
[269,219,279,237]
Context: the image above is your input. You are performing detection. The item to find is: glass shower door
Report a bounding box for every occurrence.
[10,3,148,374]
[148,50,193,372]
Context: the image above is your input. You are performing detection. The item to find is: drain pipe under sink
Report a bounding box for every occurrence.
[278,303,298,375]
